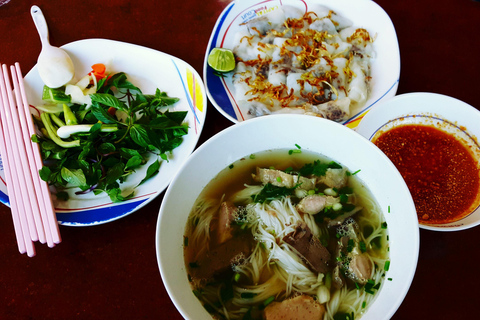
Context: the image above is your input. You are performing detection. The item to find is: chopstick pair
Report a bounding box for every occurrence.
[0,63,61,257]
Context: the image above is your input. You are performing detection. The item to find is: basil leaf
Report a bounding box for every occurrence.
[98,142,116,155]
[125,156,142,170]
[105,162,125,186]
[106,188,134,203]
[90,103,120,124]
[120,148,143,160]
[60,167,87,189]
[39,166,51,182]
[130,124,151,148]
[90,93,126,110]
[137,159,161,186]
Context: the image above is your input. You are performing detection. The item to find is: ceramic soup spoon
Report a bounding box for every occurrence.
[31,5,75,89]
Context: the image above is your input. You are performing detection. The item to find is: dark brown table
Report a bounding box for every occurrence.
[0,0,479,319]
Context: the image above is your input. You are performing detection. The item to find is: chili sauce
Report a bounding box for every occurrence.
[373,124,480,224]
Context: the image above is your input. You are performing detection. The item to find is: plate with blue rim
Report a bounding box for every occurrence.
[0,38,207,226]
[203,0,400,129]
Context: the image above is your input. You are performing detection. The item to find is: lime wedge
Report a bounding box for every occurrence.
[207,48,236,73]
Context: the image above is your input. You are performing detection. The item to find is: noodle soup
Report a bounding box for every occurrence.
[183,149,389,320]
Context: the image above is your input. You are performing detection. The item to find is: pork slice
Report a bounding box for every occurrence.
[253,167,318,190]
[264,294,326,320]
[283,222,331,273]
[253,167,296,188]
[319,167,348,189]
[297,195,326,215]
[214,202,238,244]
[297,195,340,215]
[349,253,373,284]
[189,233,254,285]
[293,175,316,190]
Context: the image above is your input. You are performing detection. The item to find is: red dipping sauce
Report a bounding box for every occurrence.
[373,124,480,224]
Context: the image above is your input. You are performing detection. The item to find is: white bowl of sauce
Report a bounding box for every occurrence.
[357,92,480,231]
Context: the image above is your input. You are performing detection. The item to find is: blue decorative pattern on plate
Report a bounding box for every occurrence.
[203,0,400,129]
[0,39,207,226]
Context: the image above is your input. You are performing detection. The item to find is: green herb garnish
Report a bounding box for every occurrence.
[35,73,188,202]
[299,160,342,177]
[251,183,296,203]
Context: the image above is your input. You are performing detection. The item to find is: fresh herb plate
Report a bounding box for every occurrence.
[0,39,207,226]
[204,0,400,129]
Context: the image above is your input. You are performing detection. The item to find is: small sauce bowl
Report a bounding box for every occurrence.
[357,92,480,231]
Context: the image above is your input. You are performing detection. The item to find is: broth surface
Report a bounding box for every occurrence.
[183,149,389,320]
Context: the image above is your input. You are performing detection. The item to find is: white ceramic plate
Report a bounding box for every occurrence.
[203,0,400,129]
[356,92,480,231]
[0,39,207,226]
[156,114,419,320]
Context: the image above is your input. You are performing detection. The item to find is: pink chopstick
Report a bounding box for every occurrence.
[13,63,60,245]
[0,62,61,256]
[0,90,31,255]
[2,64,46,244]
[0,66,36,256]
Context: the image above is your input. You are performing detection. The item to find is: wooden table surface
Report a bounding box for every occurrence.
[0,0,479,319]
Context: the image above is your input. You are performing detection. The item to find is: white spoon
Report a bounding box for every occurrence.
[30,5,74,88]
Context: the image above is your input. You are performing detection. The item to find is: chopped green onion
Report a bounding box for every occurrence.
[332,203,343,211]
[352,169,361,175]
[381,222,388,229]
[388,278,393,281]
[295,144,301,149]
[347,239,354,252]
[249,154,256,159]
[276,177,282,182]
[234,273,241,282]
[362,301,366,309]
[308,189,316,195]
[388,205,391,213]
[324,188,337,196]
[263,296,275,307]
[288,149,302,155]
[359,241,367,253]
[384,260,391,271]
[229,164,234,169]
[339,193,348,203]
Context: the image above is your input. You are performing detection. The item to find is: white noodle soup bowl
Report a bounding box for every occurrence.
[156,114,419,319]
